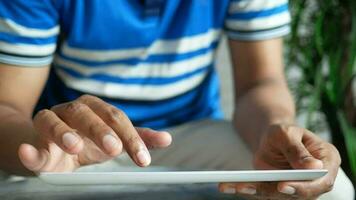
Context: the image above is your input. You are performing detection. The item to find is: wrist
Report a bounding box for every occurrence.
[265,106,296,124]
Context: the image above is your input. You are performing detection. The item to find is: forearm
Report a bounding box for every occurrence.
[233,78,296,152]
[0,104,37,175]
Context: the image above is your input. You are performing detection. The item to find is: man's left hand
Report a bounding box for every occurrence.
[219,123,341,200]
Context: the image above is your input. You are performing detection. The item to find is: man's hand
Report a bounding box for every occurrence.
[219,123,341,200]
[18,95,172,173]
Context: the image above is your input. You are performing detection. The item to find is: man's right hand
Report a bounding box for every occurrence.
[18,95,172,173]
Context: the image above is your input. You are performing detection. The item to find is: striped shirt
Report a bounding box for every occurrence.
[0,0,291,129]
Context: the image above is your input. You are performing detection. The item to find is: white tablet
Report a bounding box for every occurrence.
[39,169,327,185]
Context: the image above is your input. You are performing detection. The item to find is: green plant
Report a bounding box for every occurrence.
[287,0,356,183]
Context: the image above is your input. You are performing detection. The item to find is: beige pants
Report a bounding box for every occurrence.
[86,119,354,200]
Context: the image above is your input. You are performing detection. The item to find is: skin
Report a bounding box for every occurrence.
[0,65,172,174]
[0,38,340,199]
[218,39,341,199]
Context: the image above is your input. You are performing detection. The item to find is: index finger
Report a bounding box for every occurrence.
[77,95,151,167]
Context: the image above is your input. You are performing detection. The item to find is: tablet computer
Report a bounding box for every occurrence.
[39,169,327,185]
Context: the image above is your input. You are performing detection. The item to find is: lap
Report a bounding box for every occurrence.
[150,119,254,170]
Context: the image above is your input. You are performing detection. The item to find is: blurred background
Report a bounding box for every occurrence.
[216,0,355,185]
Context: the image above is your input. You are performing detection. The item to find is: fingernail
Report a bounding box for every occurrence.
[62,132,79,149]
[280,186,296,195]
[102,135,119,152]
[136,150,151,166]
[239,187,256,195]
[222,186,236,194]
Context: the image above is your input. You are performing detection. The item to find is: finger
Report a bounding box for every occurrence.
[219,183,237,194]
[219,182,257,195]
[76,95,150,167]
[279,127,323,169]
[278,143,340,198]
[135,127,172,149]
[220,182,295,199]
[283,141,323,169]
[278,177,332,198]
[33,109,84,154]
[18,144,49,172]
[51,102,123,157]
[253,151,288,170]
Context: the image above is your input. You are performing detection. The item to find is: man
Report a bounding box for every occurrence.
[0,0,354,199]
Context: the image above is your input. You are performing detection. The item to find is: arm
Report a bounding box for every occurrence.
[0,64,49,175]
[0,0,171,176]
[229,38,295,151]
[0,64,171,175]
[219,39,341,199]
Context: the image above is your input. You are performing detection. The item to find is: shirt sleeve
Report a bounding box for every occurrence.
[0,0,59,67]
[225,0,291,41]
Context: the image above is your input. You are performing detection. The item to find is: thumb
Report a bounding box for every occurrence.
[282,141,323,169]
[18,143,49,172]
[136,127,172,149]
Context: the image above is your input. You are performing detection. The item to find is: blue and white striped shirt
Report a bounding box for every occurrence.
[0,0,291,129]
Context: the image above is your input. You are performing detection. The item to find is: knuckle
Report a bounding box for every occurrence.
[34,109,52,121]
[33,109,53,129]
[268,124,294,139]
[63,102,88,113]
[105,107,126,125]
[78,94,95,102]
[325,143,342,165]
[50,121,68,138]
[323,142,334,150]
[329,143,340,155]
[283,125,299,137]
[88,122,110,136]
